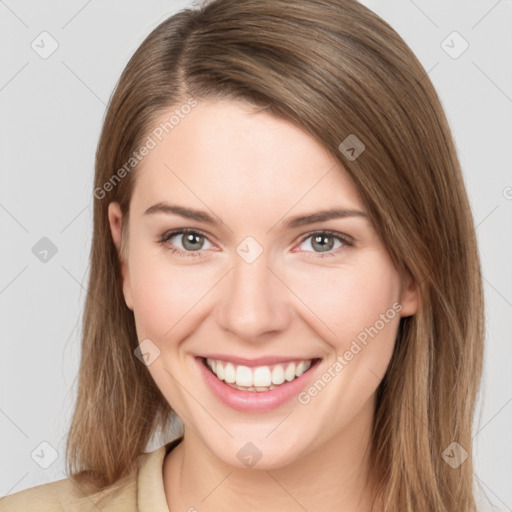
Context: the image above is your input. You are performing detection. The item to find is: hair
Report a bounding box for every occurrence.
[65,1,485,510]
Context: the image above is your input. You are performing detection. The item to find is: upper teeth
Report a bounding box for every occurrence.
[206,358,313,387]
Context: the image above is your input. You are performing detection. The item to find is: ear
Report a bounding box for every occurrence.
[399,271,419,317]
[108,202,133,311]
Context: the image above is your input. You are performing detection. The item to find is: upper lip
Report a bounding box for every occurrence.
[198,354,320,367]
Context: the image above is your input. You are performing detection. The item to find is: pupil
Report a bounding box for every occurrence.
[183,233,203,251]
[313,234,334,252]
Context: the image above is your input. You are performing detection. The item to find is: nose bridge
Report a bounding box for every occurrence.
[217,240,288,339]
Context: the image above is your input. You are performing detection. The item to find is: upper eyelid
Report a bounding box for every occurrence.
[298,230,352,243]
[163,228,215,245]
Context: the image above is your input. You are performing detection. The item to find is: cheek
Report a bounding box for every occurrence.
[289,255,401,345]
[128,247,216,341]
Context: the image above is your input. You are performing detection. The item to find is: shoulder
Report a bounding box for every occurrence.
[0,472,138,512]
[0,445,168,512]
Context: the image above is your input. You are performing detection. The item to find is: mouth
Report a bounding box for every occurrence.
[202,357,320,391]
[196,355,322,412]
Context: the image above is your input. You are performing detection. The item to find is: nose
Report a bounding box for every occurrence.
[215,245,290,341]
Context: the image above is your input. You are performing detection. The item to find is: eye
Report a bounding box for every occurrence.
[159,228,353,259]
[159,229,214,258]
[295,230,352,258]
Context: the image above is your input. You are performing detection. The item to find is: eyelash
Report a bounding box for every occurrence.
[158,228,353,259]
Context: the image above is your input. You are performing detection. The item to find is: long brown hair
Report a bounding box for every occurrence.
[66,1,485,510]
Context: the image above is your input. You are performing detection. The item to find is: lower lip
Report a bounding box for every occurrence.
[196,356,321,412]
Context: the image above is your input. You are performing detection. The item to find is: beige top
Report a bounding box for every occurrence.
[0,437,183,512]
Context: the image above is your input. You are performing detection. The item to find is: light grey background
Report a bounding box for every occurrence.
[1,0,511,510]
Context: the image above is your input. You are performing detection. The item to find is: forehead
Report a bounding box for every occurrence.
[130,100,364,220]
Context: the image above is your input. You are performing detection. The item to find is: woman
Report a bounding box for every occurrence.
[2,0,484,510]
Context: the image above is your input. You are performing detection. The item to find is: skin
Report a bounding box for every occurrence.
[108,99,419,511]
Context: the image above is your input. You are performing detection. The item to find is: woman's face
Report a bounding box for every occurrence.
[108,99,418,468]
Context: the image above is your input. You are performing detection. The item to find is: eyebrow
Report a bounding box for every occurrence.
[143,202,367,229]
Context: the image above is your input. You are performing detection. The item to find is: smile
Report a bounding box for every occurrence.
[196,356,322,412]
[206,358,314,391]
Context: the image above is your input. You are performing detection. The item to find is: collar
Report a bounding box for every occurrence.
[137,436,183,511]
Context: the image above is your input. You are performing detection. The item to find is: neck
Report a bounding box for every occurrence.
[163,397,380,512]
